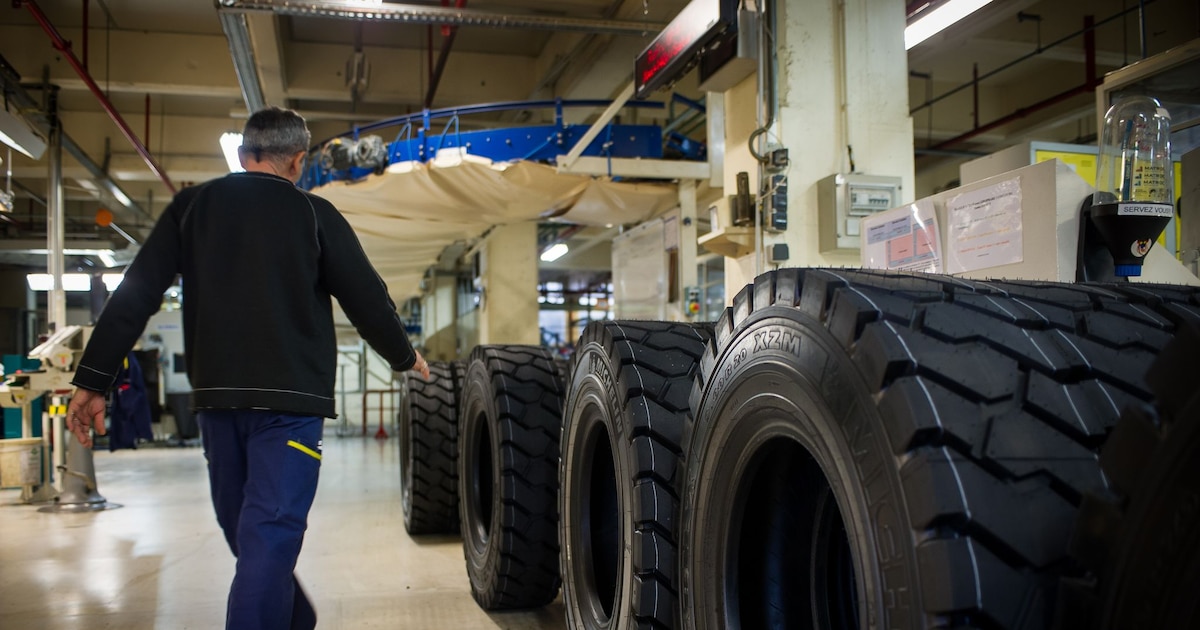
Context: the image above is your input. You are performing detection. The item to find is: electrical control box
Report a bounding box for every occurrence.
[764,174,787,232]
[818,173,902,252]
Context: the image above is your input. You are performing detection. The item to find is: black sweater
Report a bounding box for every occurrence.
[72,171,417,418]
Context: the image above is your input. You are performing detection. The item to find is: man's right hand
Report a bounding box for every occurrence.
[67,388,107,448]
[411,350,431,380]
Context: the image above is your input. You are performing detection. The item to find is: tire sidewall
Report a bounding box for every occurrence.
[683,309,920,630]
[459,358,503,600]
[400,377,415,528]
[561,341,635,630]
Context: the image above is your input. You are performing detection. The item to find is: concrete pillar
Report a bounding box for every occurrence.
[721,0,915,294]
[666,179,700,322]
[420,272,459,361]
[1181,147,1200,273]
[478,222,539,346]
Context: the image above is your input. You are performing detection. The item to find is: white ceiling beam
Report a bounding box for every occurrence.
[912,128,1007,144]
[12,154,229,185]
[557,156,709,180]
[1,24,240,98]
[285,41,536,106]
[961,38,1129,68]
[50,78,243,99]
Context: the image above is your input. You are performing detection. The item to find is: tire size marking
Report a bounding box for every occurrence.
[711,327,805,400]
[752,329,802,355]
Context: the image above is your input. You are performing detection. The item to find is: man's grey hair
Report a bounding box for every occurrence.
[240,107,311,163]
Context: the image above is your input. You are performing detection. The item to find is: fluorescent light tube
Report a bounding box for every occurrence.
[905,0,995,50]
[220,132,245,173]
[540,243,569,262]
[0,108,47,159]
[101,273,124,292]
[26,273,93,292]
[110,186,133,207]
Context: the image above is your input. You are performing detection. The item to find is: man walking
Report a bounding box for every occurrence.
[67,107,429,630]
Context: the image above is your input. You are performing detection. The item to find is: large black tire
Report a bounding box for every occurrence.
[400,360,464,536]
[680,268,1200,630]
[560,320,713,629]
[459,345,565,609]
[1064,320,1200,629]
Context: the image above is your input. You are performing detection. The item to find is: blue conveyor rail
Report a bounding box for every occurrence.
[299,97,706,189]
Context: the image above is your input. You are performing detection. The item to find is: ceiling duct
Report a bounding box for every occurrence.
[219,11,267,113]
[217,0,664,36]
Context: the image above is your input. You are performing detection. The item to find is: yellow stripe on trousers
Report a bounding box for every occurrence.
[286,440,322,461]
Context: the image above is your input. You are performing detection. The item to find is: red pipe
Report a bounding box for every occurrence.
[22,0,176,194]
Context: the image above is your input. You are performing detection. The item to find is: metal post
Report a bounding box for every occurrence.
[46,89,66,333]
[1138,0,1147,59]
[39,394,121,512]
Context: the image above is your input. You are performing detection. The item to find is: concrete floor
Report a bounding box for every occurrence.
[0,429,566,629]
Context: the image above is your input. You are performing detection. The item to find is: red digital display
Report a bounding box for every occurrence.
[635,0,731,98]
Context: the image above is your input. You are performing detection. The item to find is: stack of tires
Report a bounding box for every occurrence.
[397,268,1200,630]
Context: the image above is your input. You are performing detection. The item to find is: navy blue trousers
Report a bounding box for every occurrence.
[199,410,324,630]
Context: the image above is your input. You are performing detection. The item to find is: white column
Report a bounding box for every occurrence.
[722,0,915,296]
[479,222,539,346]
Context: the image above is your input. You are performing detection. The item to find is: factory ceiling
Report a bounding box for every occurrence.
[0,0,1196,257]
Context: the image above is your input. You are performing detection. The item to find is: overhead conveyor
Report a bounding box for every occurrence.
[299,97,709,301]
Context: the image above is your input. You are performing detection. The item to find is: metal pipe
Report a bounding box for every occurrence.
[218,11,266,113]
[1138,0,1147,58]
[915,147,988,158]
[1084,15,1096,83]
[13,180,46,207]
[930,81,1096,150]
[46,89,66,332]
[217,0,664,35]
[560,82,635,168]
[972,63,979,129]
[425,27,459,108]
[910,3,1148,115]
[62,136,151,221]
[425,0,467,108]
[81,0,88,70]
[21,0,177,195]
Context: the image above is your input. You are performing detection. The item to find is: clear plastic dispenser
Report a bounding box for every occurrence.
[1091,95,1174,277]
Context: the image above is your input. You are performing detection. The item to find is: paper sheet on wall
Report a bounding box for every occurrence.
[945,177,1023,274]
[860,199,943,273]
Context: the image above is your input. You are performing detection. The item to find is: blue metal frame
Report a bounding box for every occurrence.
[299,98,706,190]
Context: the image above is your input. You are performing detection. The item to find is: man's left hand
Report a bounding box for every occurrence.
[66,389,107,448]
[411,351,431,380]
